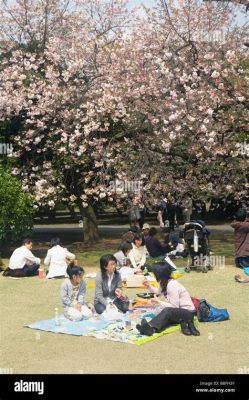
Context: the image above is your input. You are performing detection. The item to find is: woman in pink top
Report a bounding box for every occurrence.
[136,262,200,336]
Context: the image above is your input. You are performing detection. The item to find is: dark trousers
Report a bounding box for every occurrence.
[3,263,40,277]
[138,210,146,230]
[95,297,130,315]
[168,214,175,231]
[235,256,249,268]
[150,249,168,258]
[149,307,195,332]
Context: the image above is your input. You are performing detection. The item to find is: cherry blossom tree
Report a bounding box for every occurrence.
[203,0,249,10]
[94,0,249,206]
[0,0,248,244]
[0,0,134,242]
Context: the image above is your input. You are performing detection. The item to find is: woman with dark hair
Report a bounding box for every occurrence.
[129,234,147,272]
[61,265,94,321]
[44,237,75,279]
[145,227,172,258]
[94,254,130,314]
[136,262,200,336]
[114,242,132,269]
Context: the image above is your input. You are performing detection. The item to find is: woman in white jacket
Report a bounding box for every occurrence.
[44,238,75,279]
[129,234,147,273]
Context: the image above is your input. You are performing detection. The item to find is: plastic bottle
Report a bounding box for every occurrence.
[54,308,61,326]
[125,319,131,329]
[38,268,44,279]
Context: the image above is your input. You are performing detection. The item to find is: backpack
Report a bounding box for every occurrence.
[197,299,229,322]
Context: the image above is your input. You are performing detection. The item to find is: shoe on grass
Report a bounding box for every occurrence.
[188,321,200,336]
[137,318,155,336]
[180,320,192,336]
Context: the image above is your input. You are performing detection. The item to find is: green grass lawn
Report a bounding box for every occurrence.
[1,233,249,374]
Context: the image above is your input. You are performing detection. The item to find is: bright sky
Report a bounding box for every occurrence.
[129,0,248,25]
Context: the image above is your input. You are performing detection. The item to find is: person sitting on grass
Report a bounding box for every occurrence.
[61,265,95,321]
[167,231,188,258]
[129,234,147,272]
[231,208,249,269]
[142,223,150,241]
[136,262,200,336]
[44,237,75,279]
[145,228,172,258]
[114,241,132,270]
[3,238,40,277]
[121,226,139,244]
[94,254,130,314]
[163,227,179,249]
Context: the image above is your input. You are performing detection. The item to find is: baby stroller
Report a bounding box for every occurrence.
[183,220,212,273]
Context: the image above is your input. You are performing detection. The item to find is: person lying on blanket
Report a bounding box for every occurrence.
[136,262,200,336]
[94,254,130,315]
[61,265,95,321]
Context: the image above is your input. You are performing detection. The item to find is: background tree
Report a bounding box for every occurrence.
[0,168,34,250]
[0,0,132,243]
[94,0,249,206]
[0,0,248,244]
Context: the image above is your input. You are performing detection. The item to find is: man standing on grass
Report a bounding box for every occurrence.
[231,208,249,269]
[3,238,40,278]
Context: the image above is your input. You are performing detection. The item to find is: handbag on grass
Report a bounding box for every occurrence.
[191,297,200,311]
[197,299,229,322]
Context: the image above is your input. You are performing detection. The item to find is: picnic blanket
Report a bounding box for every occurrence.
[25,315,110,336]
[25,308,182,345]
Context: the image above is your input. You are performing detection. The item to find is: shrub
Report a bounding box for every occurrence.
[0,169,34,248]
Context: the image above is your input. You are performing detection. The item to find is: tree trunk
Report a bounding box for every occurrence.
[67,204,76,219]
[78,201,100,243]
